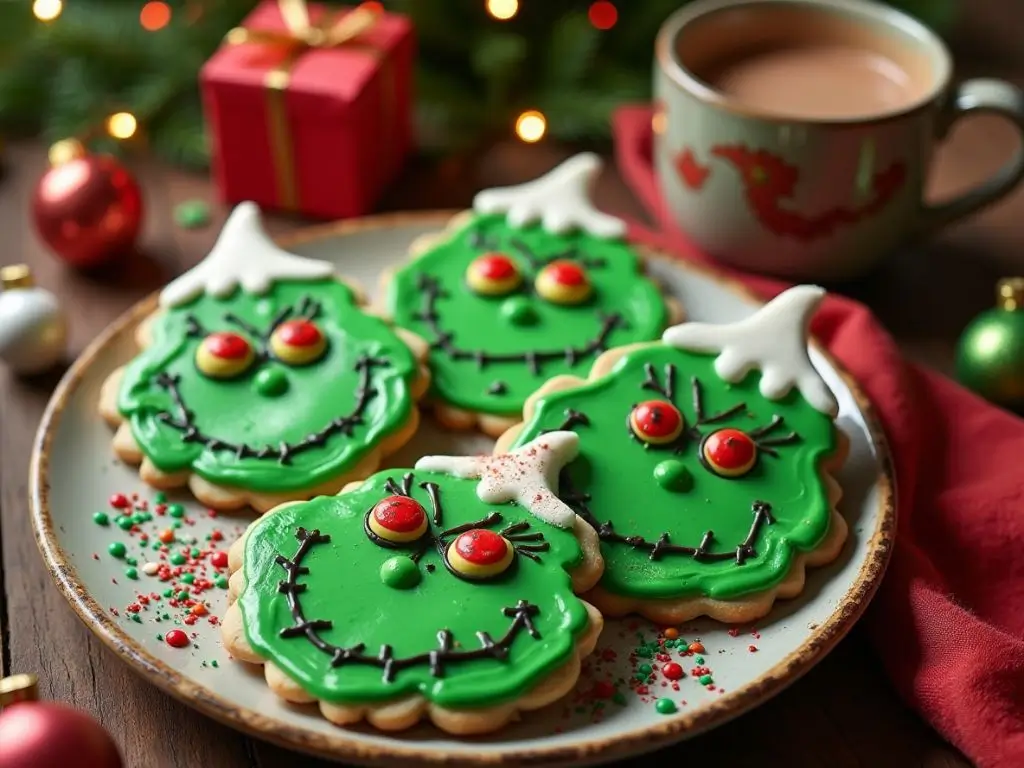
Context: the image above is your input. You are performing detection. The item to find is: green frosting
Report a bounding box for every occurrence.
[513,344,837,601]
[117,279,418,493]
[238,470,590,709]
[387,213,668,416]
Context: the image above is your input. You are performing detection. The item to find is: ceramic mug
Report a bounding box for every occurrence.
[653,0,1024,281]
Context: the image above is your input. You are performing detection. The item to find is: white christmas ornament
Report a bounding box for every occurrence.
[160,202,334,308]
[0,266,67,375]
[662,285,839,416]
[415,431,580,528]
[472,153,627,239]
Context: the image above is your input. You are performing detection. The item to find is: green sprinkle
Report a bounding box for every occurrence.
[215,576,229,589]
[635,647,653,658]
[155,617,161,622]
[108,541,127,558]
[181,573,195,585]
[172,521,183,529]
[93,512,109,526]
[634,673,647,682]
[695,656,705,665]
[130,613,142,624]
[116,516,134,531]
[167,504,185,519]
[126,557,138,566]
[639,663,653,675]
[156,634,163,641]
[663,639,675,648]
[699,674,713,686]
[162,588,173,597]
[139,511,152,523]
[170,553,186,566]
[190,548,200,558]
[162,613,170,620]
[155,492,167,503]
[655,698,677,715]
[613,692,627,706]
[174,199,212,230]
[125,567,138,580]
[176,590,190,601]
[130,513,144,525]
[211,660,219,668]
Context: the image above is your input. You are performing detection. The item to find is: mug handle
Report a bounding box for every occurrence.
[920,78,1024,234]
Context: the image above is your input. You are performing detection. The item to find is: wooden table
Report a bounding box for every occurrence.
[3,3,1022,764]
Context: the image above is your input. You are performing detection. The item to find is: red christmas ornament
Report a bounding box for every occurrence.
[0,675,122,768]
[31,141,144,269]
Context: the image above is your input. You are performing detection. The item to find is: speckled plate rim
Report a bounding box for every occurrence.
[29,210,896,767]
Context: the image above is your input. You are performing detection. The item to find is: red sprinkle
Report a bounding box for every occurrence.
[109,493,130,509]
[210,551,229,569]
[748,645,758,653]
[164,629,189,648]
[210,530,223,541]
[727,628,740,637]
[662,662,684,680]
[593,681,616,699]
[184,615,198,626]
[688,642,705,654]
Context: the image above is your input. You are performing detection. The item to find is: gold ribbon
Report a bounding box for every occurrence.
[226,0,388,211]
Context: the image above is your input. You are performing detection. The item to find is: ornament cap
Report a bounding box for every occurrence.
[0,674,39,707]
[0,264,33,290]
[48,138,86,167]
[997,278,1024,311]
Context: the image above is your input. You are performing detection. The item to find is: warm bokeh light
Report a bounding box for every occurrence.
[588,0,617,30]
[486,0,519,21]
[358,1,384,12]
[32,0,63,22]
[515,110,546,143]
[140,1,172,31]
[107,112,138,140]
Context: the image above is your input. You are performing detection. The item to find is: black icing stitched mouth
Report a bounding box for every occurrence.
[413,274,624,377]
[152,353,388,465]
[274,526,543,683]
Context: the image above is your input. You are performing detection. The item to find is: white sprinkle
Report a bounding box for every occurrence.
[142,562,160,576]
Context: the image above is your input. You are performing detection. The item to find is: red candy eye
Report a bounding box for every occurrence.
[466,252,522,296]
[701,428,757,477]
[367,495,428,544]
[629,400,685,445]
[535,260,592,304]
[446,528,514,580]
[195,332,254,379]
[270,319,327,365]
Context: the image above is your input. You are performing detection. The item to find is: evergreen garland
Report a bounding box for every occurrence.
[0,0,959,168]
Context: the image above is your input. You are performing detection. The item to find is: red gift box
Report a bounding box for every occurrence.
[200,1,414,219]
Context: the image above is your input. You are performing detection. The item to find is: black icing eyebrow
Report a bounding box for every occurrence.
[467,225,607,271]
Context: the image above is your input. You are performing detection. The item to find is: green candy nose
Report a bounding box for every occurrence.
[501,296,538,326]
[654,459,693,493]
[254,366,289,397]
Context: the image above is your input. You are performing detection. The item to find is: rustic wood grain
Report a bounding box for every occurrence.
[6,0,1024,762]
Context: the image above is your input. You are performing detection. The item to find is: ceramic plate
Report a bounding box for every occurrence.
[30,212,895,766]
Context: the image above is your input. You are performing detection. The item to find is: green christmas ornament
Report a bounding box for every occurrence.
[956,278,1024,412]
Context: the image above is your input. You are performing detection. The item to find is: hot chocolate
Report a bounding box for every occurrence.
[702,44,917,119]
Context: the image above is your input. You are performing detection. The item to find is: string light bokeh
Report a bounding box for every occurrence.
[106,112,138,140]
[32,0,62,21]
[486,0,519,21]
[140,1,172,31]
[588,1,618,30]
[515,110,547,143]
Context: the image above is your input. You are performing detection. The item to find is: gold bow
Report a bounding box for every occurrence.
[225,0,383,211]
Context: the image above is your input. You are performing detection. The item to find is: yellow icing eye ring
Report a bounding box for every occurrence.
[465,252,522,296]
[270,319,327,365]
[629,400,685,445]
[195,332,255,379]
[535,260,592,304]
[701,428,758,478]
[366,495,429,545]
[445,529,514,580]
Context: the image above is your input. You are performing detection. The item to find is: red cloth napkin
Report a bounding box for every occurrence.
[613,105,1024,768]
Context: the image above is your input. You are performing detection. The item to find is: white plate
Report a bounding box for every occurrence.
[31,212,894,766]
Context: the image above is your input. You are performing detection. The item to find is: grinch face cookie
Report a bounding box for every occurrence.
[499,286,848,625]
[385,154,678,437]
[99,203,429,512]
[221,433,604,735]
